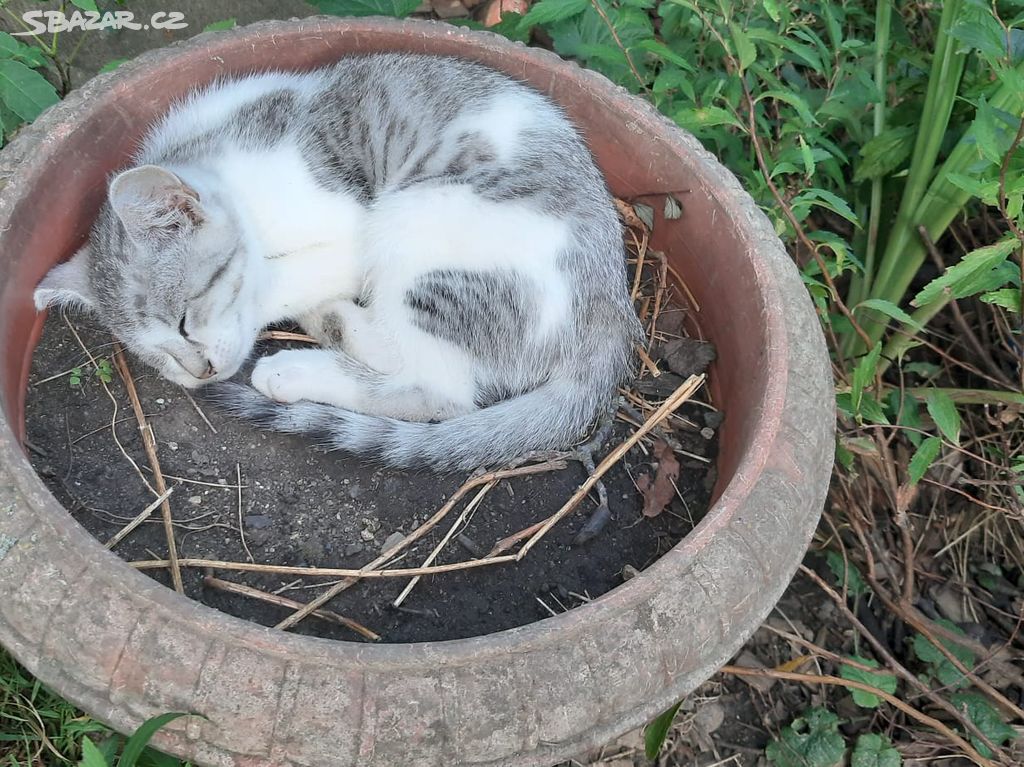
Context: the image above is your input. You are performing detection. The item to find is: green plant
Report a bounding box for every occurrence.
[78,713,192,767]
[0,28,58,147]
[765,707,845,767]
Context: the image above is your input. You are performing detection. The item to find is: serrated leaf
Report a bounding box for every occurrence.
[925,390,961,446]
[854,125,916,182]
[675,105,743,130]
[79,737,110,767]
[912,238,1019,307]
[914,620,975,689]
[794,188,861,227]
[840,656,897,709]
[908,437,942,485]
[980,287,1021,313]
[644,701,682,759]
[763,0,782,22]
[856,299,925,332]
[826,550,868,597]
[951,692,1018,758]
[798,135,814,177]
[309,0,421,17]
[765,707,845,767]
[758,88,818,126]
[851,342,882,414]
[852,733,902,767]
[635,38,696,72]
[0,59,58,123]
[519,0,590,27]
[729,23,757,72]
[663,195,682,219]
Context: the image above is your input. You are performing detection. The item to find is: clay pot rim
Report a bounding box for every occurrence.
[2,17,787,661]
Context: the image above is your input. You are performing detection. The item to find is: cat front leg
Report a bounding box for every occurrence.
[250,347,471,422]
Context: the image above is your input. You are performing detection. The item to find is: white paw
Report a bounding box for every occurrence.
[251,350,330,404]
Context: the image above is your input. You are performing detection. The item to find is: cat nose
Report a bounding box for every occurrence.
[197,362,217,380]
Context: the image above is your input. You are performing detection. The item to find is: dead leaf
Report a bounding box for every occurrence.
[638,441,679,517]
[657,337,716,378]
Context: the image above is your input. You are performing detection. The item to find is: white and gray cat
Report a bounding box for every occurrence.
[35,54,641,470]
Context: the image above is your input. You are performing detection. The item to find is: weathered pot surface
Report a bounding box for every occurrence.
[0,17,834,767]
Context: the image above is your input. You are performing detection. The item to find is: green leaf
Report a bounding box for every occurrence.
[80,737,111,767]
[854,126,916,182]
[851,342,882,413]
[913,620,975,689]
[675,105,743,130]
[852,733,902,767]
[100,59,128,74]
[980,287,1021,313]
[634,39,695,73]
[912,238,1019,307]
[117,713,192,767]
[765,708,845,767]
[0,32,21,60]
[826,550,868,597]
[840,656,897,709]
[762,0,782,23]
[0,59,59,123]
[203,19,237,32]
[951,692,1018,758]
[908,437,942,485]
[645,701,682,759]
[729,23,757,73]
[925,390,961,446]
[520,0,590,28]
[793,188,861,227]
[757,89,818,127]
[69,0,100,11]
[856,299,925,332]
[798,135,814,177]
[308,0,421,17]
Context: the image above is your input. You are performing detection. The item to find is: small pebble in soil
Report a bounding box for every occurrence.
[343,542,365,557]
[381,532,405,553]
[188,495,202,505]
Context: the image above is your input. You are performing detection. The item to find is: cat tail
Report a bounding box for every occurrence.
[206,379,610,471]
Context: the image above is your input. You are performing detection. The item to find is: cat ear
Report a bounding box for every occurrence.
[34,246,94,311]
[109,165,204,241]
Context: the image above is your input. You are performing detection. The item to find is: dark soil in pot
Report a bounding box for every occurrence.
[23,222,720,644]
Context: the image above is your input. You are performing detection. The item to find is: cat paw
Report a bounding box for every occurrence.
[251,350,331,404]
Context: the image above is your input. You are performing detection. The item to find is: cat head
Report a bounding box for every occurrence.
[34,165,261,388]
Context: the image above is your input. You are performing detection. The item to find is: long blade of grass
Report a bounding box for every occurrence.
[859,0,967,347]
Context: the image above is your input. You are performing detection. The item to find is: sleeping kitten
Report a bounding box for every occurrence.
[34,54,641,470]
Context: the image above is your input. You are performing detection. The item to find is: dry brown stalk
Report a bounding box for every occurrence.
[112,343,183,594]
[719,665,995,767]
[800,564,1010,760]
[635,344,662,377]
[516,374,705,559]
[203,574,379,641]
[393,480,497,608]
[104,488,173,550]
[271,458,566,630]
[133,555,519,579]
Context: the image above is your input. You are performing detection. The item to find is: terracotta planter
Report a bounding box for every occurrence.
[0,17,833,767]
